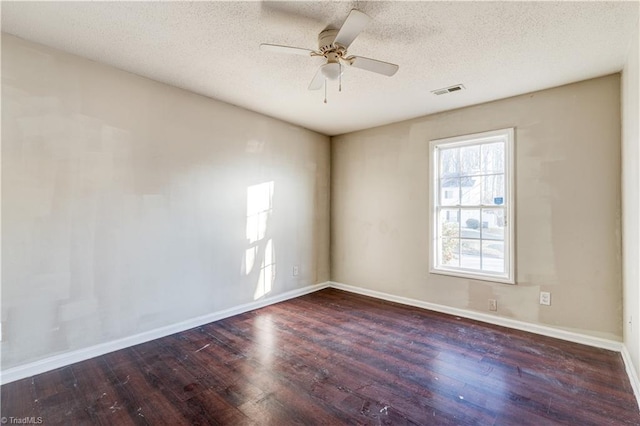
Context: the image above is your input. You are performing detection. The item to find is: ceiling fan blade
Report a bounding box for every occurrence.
[334,9,371,48]
[260,43,314,56]
[308,66,325,90]
[348,56,399,77]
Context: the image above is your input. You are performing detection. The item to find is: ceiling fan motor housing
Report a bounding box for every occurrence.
[318,29,339,53]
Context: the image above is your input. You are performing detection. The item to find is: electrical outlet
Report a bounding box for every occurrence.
[540,291,551,306]
[292,265,299,276]
[488,299,497,311]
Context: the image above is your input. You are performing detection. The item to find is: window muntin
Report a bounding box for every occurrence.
[430,129,514,284]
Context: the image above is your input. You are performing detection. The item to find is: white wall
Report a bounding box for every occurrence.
[332,75,622,341]
[623,19,640,380]
[1,34,330,370]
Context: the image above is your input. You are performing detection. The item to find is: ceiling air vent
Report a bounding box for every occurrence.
[432,84,465,95]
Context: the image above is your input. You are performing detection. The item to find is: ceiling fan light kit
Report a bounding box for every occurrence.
[321,63,342,80]
[260,8,399,103]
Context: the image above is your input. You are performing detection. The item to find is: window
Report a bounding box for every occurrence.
[430,128,515,284]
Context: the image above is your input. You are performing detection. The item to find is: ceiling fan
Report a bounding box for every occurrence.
[260,9,399,101]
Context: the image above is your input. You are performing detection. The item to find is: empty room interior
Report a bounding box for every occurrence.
[2,1,640,424]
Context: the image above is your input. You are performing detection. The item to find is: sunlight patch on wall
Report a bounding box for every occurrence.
[246,181,273,244]
[245,246,258,275]
[245,181,276,300]
[255,239,275,300]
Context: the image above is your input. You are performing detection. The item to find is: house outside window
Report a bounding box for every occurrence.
[430,128,515,284]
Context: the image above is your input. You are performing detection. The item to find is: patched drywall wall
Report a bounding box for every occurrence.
[623,20,640,377]
[332,75,622,340]
[1,34,330,369]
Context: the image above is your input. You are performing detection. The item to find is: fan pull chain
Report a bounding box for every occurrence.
[324,79,327,104]
[339,63,342,92]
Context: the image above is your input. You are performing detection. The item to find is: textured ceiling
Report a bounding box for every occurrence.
[2,1,639,136]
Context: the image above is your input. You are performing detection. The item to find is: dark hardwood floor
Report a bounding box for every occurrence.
[2,288,638,425]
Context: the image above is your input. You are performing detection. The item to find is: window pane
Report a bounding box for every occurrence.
[482,241,504,273]
[440,148,459,177]
[460,145,481,176]
[441,238,459,267]
[481,209,505,241]
[482,174,505,205]
[461,209,481,239]
[460,176,481,205]
[460,239,481,269]
[431,128,513,282]
[440,177,460,206]
[481,142,505,174]
[439,209,460,237]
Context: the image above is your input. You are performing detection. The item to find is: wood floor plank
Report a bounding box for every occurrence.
[0,377,42,423]
[1,288,638,425]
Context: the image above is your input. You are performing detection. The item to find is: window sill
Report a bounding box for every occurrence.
[429,268,515,285]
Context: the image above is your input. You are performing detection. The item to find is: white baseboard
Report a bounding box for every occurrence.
[621,345,640,411]
[328,281,622,352]
[0,282,329,385]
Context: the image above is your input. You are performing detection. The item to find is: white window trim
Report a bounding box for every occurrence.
[429,128,515,284]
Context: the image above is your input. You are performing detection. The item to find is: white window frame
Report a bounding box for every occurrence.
[429,128,515,284]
